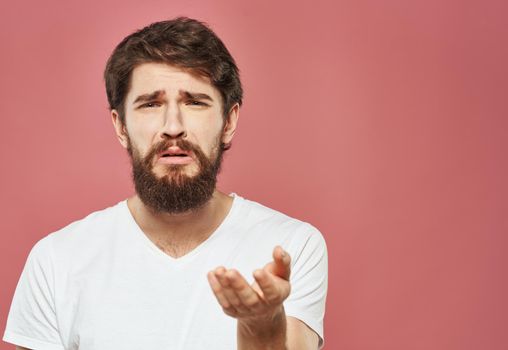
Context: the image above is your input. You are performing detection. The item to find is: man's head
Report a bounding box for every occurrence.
[104,18,243,214]
[104,17,243,126]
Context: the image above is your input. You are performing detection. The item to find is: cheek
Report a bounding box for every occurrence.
[126,120,160,153]
[193,126,223,153]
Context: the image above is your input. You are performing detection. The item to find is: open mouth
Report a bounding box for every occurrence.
[159,148,192,158]
[157,148,194,165]
[161,153,189,157]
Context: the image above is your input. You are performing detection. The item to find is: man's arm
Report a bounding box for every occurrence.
[287,317,319,349]
[208,246,320,349]
[236,309,319,349]
[16,347,31,350]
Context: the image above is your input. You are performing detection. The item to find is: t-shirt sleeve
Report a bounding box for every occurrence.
[3,235,65,350]
[284,224,328,349]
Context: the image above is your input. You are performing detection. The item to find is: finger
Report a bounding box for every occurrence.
[215,269,248,313]
[271,246,291,280]
[225,269,263,310]
[207,270,232,309]
[253,268,285,304]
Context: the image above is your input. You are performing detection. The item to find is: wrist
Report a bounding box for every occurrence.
[238,306,286,343]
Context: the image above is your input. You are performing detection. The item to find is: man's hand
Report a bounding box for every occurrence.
[207,246,291,348]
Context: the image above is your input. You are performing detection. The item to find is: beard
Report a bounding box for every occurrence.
[126,134,225,214]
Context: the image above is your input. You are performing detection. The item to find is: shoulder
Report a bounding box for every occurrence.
[232,194,326,251]
[32,200,126,259]
[236,194,322,231]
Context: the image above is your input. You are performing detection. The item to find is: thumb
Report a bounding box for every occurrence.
[266,246,291,280]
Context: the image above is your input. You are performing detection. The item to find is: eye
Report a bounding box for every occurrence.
[139,102,161,108]
[186,100,209,107]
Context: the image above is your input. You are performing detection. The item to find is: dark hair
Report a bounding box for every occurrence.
[104,17,243,124]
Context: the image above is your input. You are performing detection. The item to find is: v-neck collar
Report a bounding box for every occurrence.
[121,193,242,266]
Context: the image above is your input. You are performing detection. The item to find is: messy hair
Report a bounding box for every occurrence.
[104,17,243,124]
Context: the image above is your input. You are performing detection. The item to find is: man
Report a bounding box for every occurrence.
[3,17,327,349]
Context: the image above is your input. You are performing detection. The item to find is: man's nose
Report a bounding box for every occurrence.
[160,103,186,139]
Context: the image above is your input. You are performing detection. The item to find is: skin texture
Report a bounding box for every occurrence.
[13,62,319,349]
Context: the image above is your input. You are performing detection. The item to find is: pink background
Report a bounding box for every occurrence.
[1,0,507,349]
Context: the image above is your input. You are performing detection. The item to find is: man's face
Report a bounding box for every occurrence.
[111,62,238,213]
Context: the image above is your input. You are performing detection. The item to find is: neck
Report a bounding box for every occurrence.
[127,190,233,258]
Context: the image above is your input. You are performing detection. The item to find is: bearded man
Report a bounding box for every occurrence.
[4,17,328,350]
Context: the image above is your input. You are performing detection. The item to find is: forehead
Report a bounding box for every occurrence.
[127,62,220,101]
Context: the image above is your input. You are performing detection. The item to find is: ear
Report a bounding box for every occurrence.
[221,103,240,145]
[111,109,129,149]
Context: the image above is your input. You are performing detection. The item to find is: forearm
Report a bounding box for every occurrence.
[237,306,287,350]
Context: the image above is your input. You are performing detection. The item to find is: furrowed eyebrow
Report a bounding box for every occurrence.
[181,90,214,102]
[133,90,166,104]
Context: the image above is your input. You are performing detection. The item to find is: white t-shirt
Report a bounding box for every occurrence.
[3,193,327,349]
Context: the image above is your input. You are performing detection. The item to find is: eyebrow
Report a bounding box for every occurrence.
[182,91,214,102]
[132,90,214,105]
[133,90,166,104]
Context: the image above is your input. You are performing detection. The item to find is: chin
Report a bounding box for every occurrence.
[154,165,198,179]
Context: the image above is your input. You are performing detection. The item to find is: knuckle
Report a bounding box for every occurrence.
[230,298,242,307]
[219,299,231,308]
[265,293,279,303]
[223,305,236,314]
[244,297,258,308]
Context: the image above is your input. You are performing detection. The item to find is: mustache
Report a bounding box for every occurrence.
[143,139,202,165]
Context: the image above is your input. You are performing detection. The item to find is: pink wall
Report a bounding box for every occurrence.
[1,0,507,349]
